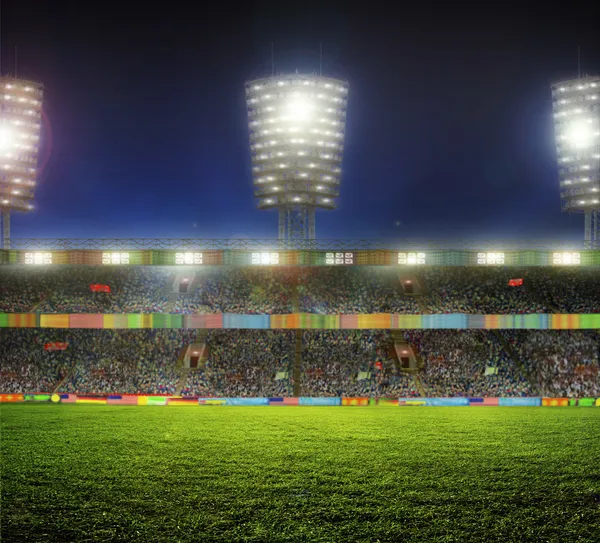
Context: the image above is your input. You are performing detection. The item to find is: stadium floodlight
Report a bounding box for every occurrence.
[477,252,505,265]
[24,252,52,264]
[251,252,279,265]
[0,76,44,250]
[176,252,203,265]
[102,252,130,265]
[552,252,581,265]
[551,75,600,247]
[0,124,13,148]
[287,99,312,122]
[565,120,593,149]
[398,252,426,265]
[245,74,349,240]
[325,252,353,265]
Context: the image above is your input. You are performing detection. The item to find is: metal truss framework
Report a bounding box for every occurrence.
[278,206,315,241]
[0,210,9,250]
[584,211,600,249]
[2,238,599,250]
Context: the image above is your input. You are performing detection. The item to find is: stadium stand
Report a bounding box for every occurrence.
[2,327,598,398]
[405,330,533,397]
[501,330,600,397]
[298,268,421,314]
[0,329,197,395]
[301,330,420,397]
[1,265,599,399]
[2,265,599,315]
[180,330,294,397]
[171,268,294,315]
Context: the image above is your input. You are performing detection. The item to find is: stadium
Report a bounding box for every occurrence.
[2,11,600,543]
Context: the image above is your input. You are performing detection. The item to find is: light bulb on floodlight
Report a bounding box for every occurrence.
[287,99,312,121]
[565,121,592,149]
[0,125,13,149]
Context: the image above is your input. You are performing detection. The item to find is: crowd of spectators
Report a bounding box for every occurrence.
[181,330,294,397]
[420,268,549,314]
[501,330,600,397]
[2,265,600,316]
[0,266,173,313]
[61,330,197,395]
[299,268,421,314]
[171,268,293,315]
[35,267,173,314]
[2,327,598,398]
[0,329,197,395]
[301,331,419,397]
[526,269,600,313]
[0,267,58,312]
[405,330,532,397]
[0,330,73,393]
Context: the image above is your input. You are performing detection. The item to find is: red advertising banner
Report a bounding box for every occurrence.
[44,342,68,351]
[90,284,111,293]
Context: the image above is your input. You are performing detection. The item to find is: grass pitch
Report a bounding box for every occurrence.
[2,405,600,542]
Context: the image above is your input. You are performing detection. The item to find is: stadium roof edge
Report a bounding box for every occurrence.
[0,238,598,250]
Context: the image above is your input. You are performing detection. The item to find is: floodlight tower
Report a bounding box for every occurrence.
[0,76,44,249]
[245,74,349,241]
[551,75,600,247]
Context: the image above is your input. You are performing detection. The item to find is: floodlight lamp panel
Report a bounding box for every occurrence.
[565,120,593,149]
[0,125,14,149]
[287,99,312,122]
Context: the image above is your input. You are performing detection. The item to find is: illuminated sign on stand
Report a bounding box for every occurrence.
[175,252,203,265]
[398,252,426,265]
[251,252,279,265]
[102,253,129,265]
[24,252,52,264]
[477,252,505,265]
[325,252,353,265]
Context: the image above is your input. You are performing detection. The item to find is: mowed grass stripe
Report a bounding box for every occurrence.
[1,405,600,542]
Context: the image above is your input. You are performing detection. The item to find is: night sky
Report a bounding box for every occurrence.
[2,1,599,241]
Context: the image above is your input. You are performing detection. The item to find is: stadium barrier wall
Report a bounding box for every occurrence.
[299,397,342,406]
[398,398,470,406]
[23,394,52,402]
[107,395,139,405]
[225,398,270,406]
[426,398,470,406]
[2,394,599,406]
[398,399,427,406]
[268,397,300,405]
[167,397,199,406]
[0,394,24,402]
[198,398,228,405]
[2,313,600,329]
[569,398,596,407]
[542,398,569,407]
[341,397,370,406]
[376,398,399,406]
[498,398,542,406]
[468,397,500,406]
[75,396,107,404]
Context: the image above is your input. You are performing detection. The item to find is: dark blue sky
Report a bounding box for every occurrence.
[2,1,599,240]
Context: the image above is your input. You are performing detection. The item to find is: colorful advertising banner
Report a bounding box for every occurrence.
[298,397,341,406]
[225,398,269,406]
[498,397,542,406]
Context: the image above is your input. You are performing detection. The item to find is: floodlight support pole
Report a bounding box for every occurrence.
[584,210,599,249]
[308,207,315,239]
[1,209,10,249]
[278,207,286,240]
[277,205,316,241]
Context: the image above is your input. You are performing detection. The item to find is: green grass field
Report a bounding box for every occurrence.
[2,405,600,542]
